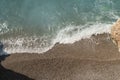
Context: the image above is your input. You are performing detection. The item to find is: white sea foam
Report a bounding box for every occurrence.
[2,36,53,54]
[1,22,113,54]
[0,22,9,35]
[53,23,112,44]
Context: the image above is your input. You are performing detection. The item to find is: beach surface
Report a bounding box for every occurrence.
[1,33,120,80]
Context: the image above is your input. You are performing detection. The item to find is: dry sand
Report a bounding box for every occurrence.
[1,33,120,80]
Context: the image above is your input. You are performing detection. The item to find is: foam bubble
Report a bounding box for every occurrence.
[0,22,9,35]
[2,23,113,54]
[53,23,112,44]
[2,36,54,54]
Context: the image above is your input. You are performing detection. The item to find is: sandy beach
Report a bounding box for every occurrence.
[1,33,120,80]
[0,0,120,80]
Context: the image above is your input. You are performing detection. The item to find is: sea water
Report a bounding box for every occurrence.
[0,0,119,54]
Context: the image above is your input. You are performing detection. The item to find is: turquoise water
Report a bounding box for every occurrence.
[0,0,119,53]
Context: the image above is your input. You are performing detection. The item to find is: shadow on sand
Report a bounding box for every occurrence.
[0,42,33,80]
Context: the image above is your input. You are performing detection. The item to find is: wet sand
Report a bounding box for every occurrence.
[1,33,120,80]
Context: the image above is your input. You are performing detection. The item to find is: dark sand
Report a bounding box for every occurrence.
[1,33,120,80]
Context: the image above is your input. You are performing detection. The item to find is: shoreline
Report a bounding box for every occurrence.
[1,33,120,80]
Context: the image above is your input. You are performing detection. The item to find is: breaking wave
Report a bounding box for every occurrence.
[1,22,112,54]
